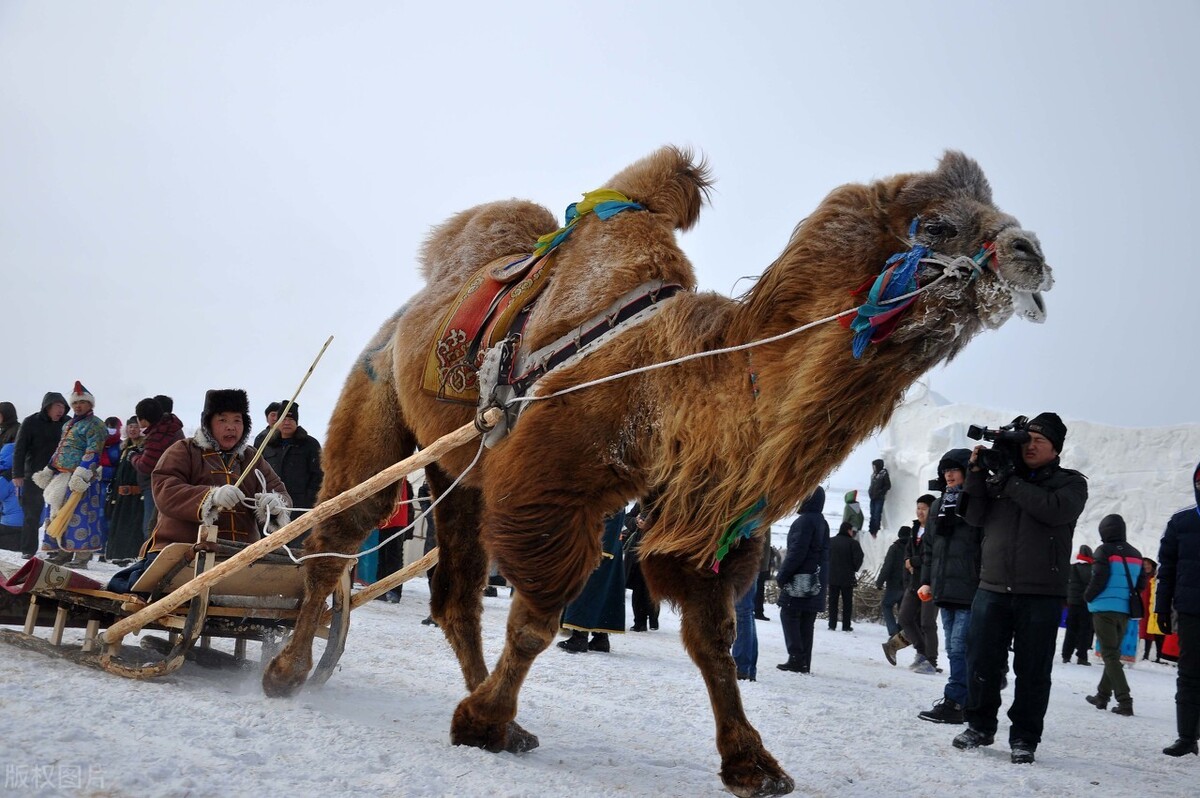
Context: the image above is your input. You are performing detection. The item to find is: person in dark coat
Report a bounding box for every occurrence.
[953,412,1088,765]
[252,401,283,449]
[868,458,891,537]
[754,527,776,621]
[884,494,940,672]
[559,508,626,653]
[775,488,830,673]
[1063,544,1095,665]
[1156,459,1200,756]
[827,521,864,631]
[261,402,323,513]
[918,448,983,724]
[1083,514,1144,716]
[104,415,145,563]
[10,391,68,557]
[875,526,909,636]
[131,397,185,540]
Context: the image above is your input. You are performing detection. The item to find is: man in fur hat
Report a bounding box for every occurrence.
[30,381,108,567]
[107,389,291,593]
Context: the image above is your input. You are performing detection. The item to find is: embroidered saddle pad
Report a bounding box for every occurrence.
[421,251,557,404]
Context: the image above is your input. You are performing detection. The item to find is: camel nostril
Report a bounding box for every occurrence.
[1010,236,1040,260]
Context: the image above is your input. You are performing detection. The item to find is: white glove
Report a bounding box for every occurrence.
[68,466,92,493]
[253,492,289,526]
[31,467,55,490]
[210,484,246,511]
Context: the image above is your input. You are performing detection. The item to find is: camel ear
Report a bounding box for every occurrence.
[604,145,713,232]
[935,151,993,205]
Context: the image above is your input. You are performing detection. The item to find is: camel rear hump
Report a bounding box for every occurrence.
[418,199,558,289]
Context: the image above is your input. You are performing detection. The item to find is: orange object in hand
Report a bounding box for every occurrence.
[917,585,933,602]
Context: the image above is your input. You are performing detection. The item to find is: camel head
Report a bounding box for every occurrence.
[875,151,1052,359]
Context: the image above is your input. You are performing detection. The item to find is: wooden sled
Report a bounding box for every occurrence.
[1,410,490,682]
[0,525,353,680]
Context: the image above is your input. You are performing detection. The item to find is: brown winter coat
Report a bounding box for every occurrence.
[148,430,290,552]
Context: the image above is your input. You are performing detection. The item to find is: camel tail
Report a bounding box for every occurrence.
[605,145,713,232]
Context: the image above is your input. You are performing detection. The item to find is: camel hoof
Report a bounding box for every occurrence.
[721,754,794,797]
[450,704,539,754]
[261,654,310,698]
[505,720,540,753]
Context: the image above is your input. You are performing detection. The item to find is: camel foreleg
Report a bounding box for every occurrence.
[449,591,558,754]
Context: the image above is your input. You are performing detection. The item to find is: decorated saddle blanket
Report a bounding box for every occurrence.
[422,251,557,404]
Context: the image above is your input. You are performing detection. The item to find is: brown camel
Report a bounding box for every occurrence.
[262,146,1051,796]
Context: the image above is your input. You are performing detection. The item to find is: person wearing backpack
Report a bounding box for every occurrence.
[1083,514,1145,717]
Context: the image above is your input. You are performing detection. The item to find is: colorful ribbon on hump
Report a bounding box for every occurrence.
[533,189,644,258]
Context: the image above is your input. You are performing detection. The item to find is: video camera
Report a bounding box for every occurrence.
[966,416,1032,485]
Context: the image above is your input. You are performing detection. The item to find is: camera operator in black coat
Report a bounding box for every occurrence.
[951,412,1088,765]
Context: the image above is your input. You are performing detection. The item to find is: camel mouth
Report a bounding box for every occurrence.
[1012,290,1047,323]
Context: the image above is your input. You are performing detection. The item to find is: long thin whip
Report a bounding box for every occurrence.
[234,335,333,489]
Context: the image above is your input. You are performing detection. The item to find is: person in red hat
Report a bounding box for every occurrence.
[30,381,108,568]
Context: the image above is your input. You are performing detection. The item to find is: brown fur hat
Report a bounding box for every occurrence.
[201,389,252,439]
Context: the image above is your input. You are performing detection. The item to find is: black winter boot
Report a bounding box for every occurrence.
[1085,693,1109,710]
[918,698,964,724]
[1111,700,1134,717]
[776,658,805,672]
[1163,738,1199,757]
[587,633,610,653]
[557,630,588,653]
[952,727,994,750]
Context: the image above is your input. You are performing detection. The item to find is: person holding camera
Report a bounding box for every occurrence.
[775,488,830,674]
[917,448,983,725]
[950,412,1088,765]
[1082,514,1144,717]
[1155,459,1200,757]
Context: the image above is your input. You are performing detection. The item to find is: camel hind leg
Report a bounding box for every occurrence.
[424,463,490,691]
[641,541,794,797]
[262,367,415,698]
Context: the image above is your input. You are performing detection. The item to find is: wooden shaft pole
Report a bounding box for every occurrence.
[346,548,440,611]
[103,408,499,644]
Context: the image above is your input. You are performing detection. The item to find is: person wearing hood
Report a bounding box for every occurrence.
[952,411,1088,765]
[132,395,185,540]
[260,402,323,513]
[775,488,830,673]
[1154,459,1200,757]
[1063,543,1096,665]
[1083,514,1144,716]
[917,448,984,725]
[867,458,891,538]
[827,521,864,632]
[842,489,864,534]
[0,402,19,448]
[31,382,109,567]
[107,389,290,593]
[0,442,24,549]
[10,391,68,557]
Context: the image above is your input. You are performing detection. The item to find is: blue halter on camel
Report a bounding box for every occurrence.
[844,217,997,358]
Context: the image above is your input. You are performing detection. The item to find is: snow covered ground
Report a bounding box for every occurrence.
[0,552,1191,797]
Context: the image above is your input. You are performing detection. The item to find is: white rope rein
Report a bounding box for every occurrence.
[263,249,979,567]
[506,250,982,407]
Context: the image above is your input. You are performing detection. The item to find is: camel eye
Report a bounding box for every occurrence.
[925,220,956,238]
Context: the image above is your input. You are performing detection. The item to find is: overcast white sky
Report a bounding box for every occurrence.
[3,2,1197,488]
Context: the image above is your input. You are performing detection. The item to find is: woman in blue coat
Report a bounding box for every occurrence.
[775,487,830,673]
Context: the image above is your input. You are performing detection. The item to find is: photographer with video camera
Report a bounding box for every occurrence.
[949,412,1088,765]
